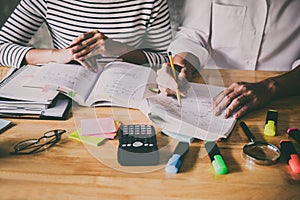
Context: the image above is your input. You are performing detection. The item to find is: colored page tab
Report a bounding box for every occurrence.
[81,117,117,136]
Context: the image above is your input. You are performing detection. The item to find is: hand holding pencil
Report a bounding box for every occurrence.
[156,52,190,106]
[168,52,182,107]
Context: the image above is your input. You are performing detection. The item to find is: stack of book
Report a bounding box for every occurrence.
[0,66,71,119]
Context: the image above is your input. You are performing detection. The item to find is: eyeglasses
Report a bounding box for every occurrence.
[11,129,66,155]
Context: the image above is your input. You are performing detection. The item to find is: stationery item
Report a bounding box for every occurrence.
[24,61,157,109]
[168,52,182,107]
[287,128,300,143]
[239,121,281,165]
[0,65,58,102]
[264,110,278,136]
[0,66,71,120]
[0,94,72,120]
[204,141,228,174]
[0,99,51,110]
[96,57,123,64]
[117,124,159,166]
[68,129,105,147]
[140,83,237,141]
[280,140,300,174]
[0,119,12,134]
[165,141,190,174]
[80,117,118,138]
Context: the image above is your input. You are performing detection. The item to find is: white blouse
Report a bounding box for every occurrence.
[169,0,300,71]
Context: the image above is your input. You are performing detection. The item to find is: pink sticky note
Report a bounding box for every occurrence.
[81,118,117,136]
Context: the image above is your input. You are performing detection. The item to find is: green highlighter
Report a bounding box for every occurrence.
[205,141,228,175]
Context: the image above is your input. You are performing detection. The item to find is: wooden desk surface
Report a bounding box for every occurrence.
[0,66,299,200]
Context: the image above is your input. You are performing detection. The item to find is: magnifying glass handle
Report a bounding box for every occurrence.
[240,121,256,143]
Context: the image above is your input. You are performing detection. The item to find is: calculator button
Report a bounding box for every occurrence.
[149,144,154,147]
[133,141,143,147]
[122,144,127,147]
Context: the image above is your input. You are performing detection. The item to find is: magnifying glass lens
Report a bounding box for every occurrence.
[244,142,280,161]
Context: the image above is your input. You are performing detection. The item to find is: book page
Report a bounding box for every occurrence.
[86,62,157,108]
[25,63,102,105]
[141,83,236,141]
[0,65,58,102]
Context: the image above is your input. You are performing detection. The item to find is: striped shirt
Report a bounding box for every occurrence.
[0,0,172,68]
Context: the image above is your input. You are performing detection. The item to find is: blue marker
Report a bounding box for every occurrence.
[165,141,190,174]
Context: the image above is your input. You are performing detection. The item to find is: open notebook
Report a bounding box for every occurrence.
[140,83,237,141]
[24,62,157,109]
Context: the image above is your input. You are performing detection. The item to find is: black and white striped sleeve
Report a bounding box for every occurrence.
[142,0,172,67]
[0,0,47,68]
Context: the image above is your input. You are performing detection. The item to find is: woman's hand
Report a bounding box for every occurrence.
[211,79,277,119]
[156,63,190,97]
[156,53,197,96]
[70,30,133,60]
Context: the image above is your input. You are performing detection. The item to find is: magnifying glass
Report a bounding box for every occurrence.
[239,121,281,165]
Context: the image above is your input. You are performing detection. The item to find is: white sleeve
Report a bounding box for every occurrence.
[292,59,300,69]
[168,0,212,71]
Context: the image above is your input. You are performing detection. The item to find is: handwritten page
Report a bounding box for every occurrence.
[141,83,236,141]
[25,62,156,108]
[0,65,58,102]
[25,63,102,105]
[86,62,157,108]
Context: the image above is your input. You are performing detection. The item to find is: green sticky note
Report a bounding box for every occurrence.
[68,129,105,146]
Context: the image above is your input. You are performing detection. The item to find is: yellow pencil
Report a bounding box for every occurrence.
[168,52,182,107]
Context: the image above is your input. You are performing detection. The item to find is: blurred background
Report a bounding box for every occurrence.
[0,0,183,48]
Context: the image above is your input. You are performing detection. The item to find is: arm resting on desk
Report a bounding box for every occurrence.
[270,66,300,98]
[211,66,300,119]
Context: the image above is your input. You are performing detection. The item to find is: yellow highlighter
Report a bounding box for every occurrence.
[168,52,182,107]
[264,110,278,136]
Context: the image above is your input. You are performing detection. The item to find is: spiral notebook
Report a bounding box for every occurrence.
[0,66,71,120]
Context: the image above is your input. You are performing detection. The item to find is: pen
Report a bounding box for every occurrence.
[168,52,182,107]
[204,141,228,174]
[165,141,190,174]
[280,139,300,174]
[287,128,300,143]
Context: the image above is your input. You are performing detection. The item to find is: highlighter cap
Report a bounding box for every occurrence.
[212,155,228,174]
[264,110,278,136]
[289,154,300,174]
[287,128,300,143]
[165,154,181,174]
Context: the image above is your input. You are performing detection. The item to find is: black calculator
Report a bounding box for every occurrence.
[117,124,159,166]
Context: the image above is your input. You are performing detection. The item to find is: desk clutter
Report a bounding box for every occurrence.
[65,117,300,175]
[0,62,236,141]
[68,117,119,146]
[0,63,299,176]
